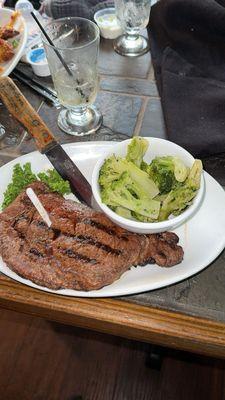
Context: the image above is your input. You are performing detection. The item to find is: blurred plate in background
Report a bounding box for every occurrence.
[0,8,27,76]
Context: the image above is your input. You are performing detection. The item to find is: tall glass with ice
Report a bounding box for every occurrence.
[42,17,102,136]
[114,0,151,57]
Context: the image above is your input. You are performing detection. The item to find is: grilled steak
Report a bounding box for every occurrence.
[0,182,184,291]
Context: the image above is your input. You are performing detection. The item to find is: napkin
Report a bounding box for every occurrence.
[41,0,114,20]
[148,0,225,157]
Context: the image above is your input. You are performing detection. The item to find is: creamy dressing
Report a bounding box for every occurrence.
[94,9,123,39]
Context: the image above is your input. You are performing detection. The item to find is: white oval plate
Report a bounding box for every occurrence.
[0,8,27,77]
[0,142,225,297]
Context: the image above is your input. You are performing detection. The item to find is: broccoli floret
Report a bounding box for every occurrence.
[99,155,122,187]
[98,140,198,223]
[99,155,159,199]
[126,137,149,167]
[158,160,202,221]
[147,157,175,194]
[140,160,149,172]
[146,156,189,194]
[101,172,160,219]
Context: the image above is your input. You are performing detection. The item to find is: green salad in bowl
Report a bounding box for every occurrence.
[92,137,204,234]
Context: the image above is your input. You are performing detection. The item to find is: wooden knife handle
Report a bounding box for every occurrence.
[0,76,56,152]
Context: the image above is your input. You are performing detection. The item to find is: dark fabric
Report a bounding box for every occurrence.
[148,0,225,157]
[5,0,41,9]
[42,0,114,20]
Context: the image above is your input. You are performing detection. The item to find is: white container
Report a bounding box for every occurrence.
[26,47,50,77]
[94,8,123,39]
[92,138,205,234]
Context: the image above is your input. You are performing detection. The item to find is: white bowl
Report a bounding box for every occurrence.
[26,47,50,77]
[92,138,205,234]
[94,8,123,39]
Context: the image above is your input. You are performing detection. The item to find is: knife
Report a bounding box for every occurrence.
[11,70,60,107]
[14,67,58,97]
[0,76,93,207]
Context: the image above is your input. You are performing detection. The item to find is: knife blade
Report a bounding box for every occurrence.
[0,76,93,207]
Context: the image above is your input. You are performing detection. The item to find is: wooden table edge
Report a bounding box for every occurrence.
[0,275,224,359]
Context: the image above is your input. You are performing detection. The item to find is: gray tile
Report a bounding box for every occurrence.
[100,77,158,97]
[96,91,142,137]
[0,103,24,151]
[99,38,151,79]
[0,154,16,167]
[140,98,166,139]
[0,80,43,152]
[18,91,142,154]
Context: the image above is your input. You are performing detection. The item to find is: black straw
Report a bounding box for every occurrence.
[31,11,73,77]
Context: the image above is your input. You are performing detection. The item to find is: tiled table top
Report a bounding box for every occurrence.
[0,38,225,353]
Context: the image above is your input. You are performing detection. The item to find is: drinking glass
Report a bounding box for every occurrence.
[42,17,102,136]
[114,0,151,57]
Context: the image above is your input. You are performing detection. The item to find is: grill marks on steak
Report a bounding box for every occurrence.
[0,182,184,291]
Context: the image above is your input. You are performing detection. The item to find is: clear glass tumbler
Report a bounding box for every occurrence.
[42,17,102,136]
[114,0,151,57]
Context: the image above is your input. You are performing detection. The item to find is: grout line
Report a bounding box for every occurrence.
[100,89,159,100]
[36,100,45,113]
[132,98,149,137]
[100,89,149,100]
[146,63,155,81]
[100,74,149,81]
[100,89,145,98]
[18,130,28,144]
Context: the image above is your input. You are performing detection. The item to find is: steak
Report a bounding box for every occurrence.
[0,182,184,291]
